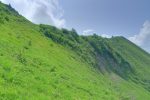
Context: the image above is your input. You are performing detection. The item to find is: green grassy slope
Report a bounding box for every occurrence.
[109,37,150,91]
[0,2,150,100]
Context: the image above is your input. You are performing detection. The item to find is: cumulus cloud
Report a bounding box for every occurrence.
[129,21,150,53]
[0,0,65,28]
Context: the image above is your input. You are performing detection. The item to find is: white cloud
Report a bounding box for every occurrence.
[83,29,95,35]
[82,29,111,38]
[0,0,65,28]
[129,21,150,53]
[101,34,111,38]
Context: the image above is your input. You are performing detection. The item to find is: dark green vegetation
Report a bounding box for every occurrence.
[0,2,150,100]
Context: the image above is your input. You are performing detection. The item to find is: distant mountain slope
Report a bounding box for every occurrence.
[0,2,150,100]
[86,36,150,91]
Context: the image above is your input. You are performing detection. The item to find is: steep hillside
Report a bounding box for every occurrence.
[86,36,150,91]
[0,2,150,100]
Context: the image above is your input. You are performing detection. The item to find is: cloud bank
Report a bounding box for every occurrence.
[0,0,65,28]
[129,21,150,53]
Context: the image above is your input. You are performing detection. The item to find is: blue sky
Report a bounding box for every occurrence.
[60,0,150,36]
[0,0,150,53]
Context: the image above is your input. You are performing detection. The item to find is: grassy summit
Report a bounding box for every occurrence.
[0,2,150,100]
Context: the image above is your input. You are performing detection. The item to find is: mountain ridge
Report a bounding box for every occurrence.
[0,2,150,100]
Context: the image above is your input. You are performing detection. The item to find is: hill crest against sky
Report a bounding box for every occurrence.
[0,2,150,100]
[0,0,150,53]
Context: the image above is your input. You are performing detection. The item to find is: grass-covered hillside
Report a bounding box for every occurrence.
[0,2,150,100]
